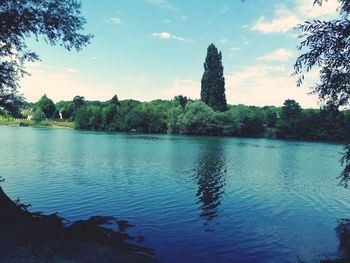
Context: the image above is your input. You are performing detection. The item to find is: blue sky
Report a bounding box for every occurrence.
[21,0,340,107]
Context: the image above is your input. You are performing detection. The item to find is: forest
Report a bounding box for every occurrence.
[3,94,348,142]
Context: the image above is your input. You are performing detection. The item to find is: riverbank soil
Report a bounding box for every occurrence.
[0,187,158,263]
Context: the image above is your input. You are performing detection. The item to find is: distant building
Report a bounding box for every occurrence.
[20,109,33,120]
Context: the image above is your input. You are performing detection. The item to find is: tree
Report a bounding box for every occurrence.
[110,95,121,106]
[201,44,227,112]
[264,107,278,128]
[174,95,189,108]
[280,99,302,120]
[72,95,85,109]
[32,109,46,123]
[36,94,56,118]
[68,95,85,119]
[277,99,302,138]
[241,109,265,136]
[56,101,74,119]
[167,105,184,133]
[179,101,216,135]
[74,106,91,130]
[0,0,92,111]
[102,104,119,129]
[293,0,350,184]
[124,103,167,133]
[89,106,103,130]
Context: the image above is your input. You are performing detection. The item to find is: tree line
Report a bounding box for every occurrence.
[11,93,349,142]
[1,42,349,142]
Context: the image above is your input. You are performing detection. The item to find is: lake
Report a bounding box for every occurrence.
[1,125,349,263]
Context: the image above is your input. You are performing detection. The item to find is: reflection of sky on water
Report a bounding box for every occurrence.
[1,127,350,263]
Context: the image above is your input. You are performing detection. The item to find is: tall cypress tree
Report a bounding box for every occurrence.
[200,44,227,112]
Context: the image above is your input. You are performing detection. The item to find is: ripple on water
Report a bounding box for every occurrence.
[0,126,348,263]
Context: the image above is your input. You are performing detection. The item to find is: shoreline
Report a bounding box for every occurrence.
[0,186,158,263]
[0,118,75,129]
[0,119,346,145]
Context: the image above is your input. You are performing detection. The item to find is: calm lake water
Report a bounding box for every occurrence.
[1,125,350,263]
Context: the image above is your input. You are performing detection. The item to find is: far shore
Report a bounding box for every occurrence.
[1,117,347,146]
[0,118,75,129]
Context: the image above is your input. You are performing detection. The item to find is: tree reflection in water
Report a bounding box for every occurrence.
[321,219,350,263]
[336,219,350,257]
[194,139,227,228]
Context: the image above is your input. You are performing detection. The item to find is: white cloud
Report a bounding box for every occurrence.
[119,75,149,83]
[241,36,250,46]
[152,32,171,39]
[220,38,228,45]
[65,67,79,73]
[19,63,320,108]
[163,79,200,99]
[296,0,339,18]
[251,8,301,34]
[225,64,319,107]
[250,0,340,34]
[145,0,178,10]
[230,47,241,52]
[220,5,230,14]
[152,32,194,43]
[19,64,159,103]
[257,48,294,62]
[106,17,123,24]
[181,15,188,20]
[229,47,241,58]
[20,65,120,102]
[89,56,99,61]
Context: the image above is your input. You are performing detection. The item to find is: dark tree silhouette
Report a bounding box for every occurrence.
[341,145,350,187]
[110,95,121,106]
[174,95,189,108]
[0,0,92,111]
[201,44,227,112]
[72,95,85,109]
[36,94,56,118]
[292,0,350,185]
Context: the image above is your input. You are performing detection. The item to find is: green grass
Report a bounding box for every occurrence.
[0,117,75,129]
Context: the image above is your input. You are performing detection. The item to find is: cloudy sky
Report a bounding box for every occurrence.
[21,0,340,107]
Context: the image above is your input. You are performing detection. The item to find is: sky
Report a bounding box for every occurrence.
[20,0,341,108]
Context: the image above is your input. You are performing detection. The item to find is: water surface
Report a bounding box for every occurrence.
[1,125,349,263]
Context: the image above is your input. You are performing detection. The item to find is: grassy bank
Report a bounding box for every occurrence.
[0,117,75,129]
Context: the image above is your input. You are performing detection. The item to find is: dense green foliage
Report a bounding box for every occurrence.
[32,109,46,123]
[36,95,56,118]
[28,95,345,142]
[2,93,349,142]
[51,95,86,119]
[201,44,227,112]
